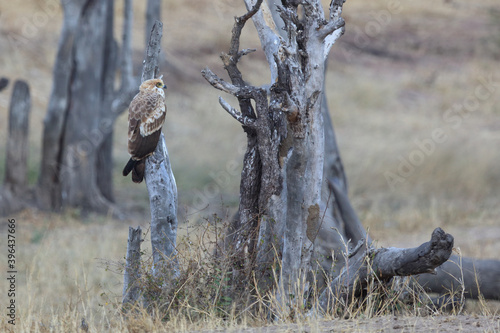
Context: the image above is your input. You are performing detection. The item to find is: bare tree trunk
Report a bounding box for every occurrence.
[145,133,179,279]
[4,80,31,195]
[37,0,136,215]
[37,0,85,211]
[145,0,161,49]
[0,80,31,216]
[122,21,179,309]
[204,1,347,313]
[58,0,111,213]
[122,226,143,308]
[142,20,179,280]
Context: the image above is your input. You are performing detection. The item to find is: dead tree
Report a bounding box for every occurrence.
[202,0,458,316]
[0,80,31,215]
[122,21,179,308]
[37,0,136,215]
[201,0,500,315]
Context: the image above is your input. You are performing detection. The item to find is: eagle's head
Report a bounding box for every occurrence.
[140,77,167,94]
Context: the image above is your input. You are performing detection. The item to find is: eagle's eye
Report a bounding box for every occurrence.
[156,82,163,88]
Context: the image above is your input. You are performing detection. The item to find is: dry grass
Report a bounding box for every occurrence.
[0,0,500,331]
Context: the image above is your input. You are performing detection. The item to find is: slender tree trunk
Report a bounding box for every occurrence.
[145,0,161,49]
[37,0,85,211]
[4,80,31,195]
[0,80,31,216]
[122,226,143,308]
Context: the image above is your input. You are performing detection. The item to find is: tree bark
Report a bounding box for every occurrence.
[122,226,143,308]
[145,0,161,49]
[37,0,136,215]
[145,133,179,279]
[204,1,347,312]
[37,0,85,211]
[4,80,31,195]
[318,228,454,313]
[416,255,500,301]
[0,80,31,216]
[140,20,179,285]
[58,0,111,213]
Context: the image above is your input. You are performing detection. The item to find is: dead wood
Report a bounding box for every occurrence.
[318,227,454,313]
[122,226,143,308]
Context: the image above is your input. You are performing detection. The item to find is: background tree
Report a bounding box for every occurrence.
[37,0,136,214]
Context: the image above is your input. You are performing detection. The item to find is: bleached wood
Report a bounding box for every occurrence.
[141,21,179,279]
[145,133,179,279]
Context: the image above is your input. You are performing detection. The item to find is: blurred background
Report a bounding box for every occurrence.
[0,0,499,325]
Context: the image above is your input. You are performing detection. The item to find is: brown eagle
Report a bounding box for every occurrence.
[122,77,167,183]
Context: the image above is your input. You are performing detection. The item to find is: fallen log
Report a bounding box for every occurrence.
[318,227,454,313]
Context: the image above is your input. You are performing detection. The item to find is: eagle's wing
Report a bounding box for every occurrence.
[127,91,166,159]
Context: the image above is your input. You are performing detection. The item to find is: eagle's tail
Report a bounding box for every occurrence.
[132,160,145,183]
[122,158,137,177]
[123,158,146,183]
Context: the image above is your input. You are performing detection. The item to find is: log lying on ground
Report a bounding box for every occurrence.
[318,227,454,313]
[416,255,500,301]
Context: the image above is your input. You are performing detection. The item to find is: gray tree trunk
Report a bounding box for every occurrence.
[0,80,31,216]
[145,0,161,50]
[122,226,143,308]
[37,0,84,211]
[142,20,179,282]
[4,80,31,195]
[204,0,347,312]
[37,0,136,215]
[122,20,179,307]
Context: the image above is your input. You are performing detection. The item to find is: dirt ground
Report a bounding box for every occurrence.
[192,315,500,333]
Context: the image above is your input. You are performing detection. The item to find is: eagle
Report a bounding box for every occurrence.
[122,77,167,183]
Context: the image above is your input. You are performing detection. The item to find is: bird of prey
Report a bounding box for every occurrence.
[122,77,167,183]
